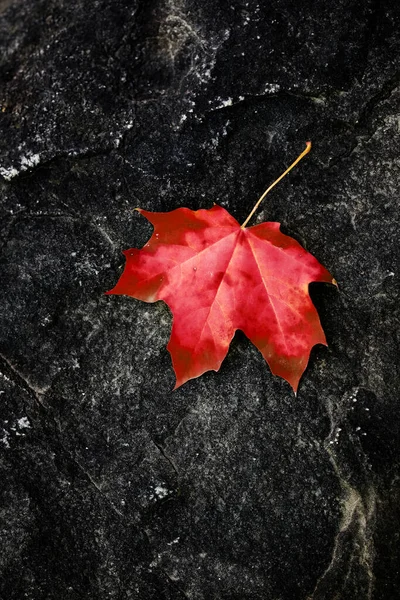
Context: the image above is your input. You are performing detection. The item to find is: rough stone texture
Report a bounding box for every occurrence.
[0,0,399,598]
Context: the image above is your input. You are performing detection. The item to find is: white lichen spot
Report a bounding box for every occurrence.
[17,417,31,429]
[215,97,233,109]
[264,83,280,93]
[154,485,169,499]
[1,430,10,448]
[20,153,41,169]
[167,537,180,546]
[0,166,19,180]
[329,427,342,445]
[0,153,41,180]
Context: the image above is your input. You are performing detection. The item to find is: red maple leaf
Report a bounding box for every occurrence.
[107,143,336,392]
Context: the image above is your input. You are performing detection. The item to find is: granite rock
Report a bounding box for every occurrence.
[0,0,399,598]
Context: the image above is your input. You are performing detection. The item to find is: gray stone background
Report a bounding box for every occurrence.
[0,0,399,598]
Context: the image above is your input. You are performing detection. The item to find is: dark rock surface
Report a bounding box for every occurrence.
[1,0,400,598]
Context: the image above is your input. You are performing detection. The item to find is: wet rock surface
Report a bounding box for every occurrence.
[1,0,399,598]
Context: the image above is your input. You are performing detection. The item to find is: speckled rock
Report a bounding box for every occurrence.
[1,0,399,598]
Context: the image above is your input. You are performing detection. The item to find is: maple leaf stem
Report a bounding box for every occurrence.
[241,141,312,228]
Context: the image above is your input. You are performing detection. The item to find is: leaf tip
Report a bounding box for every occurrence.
[290,379,300,396]
[172,378,185,391]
